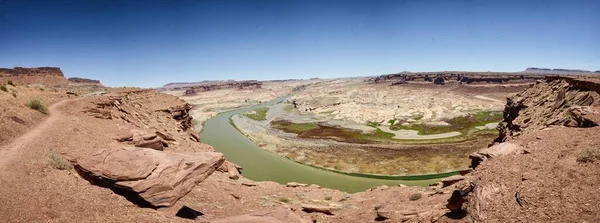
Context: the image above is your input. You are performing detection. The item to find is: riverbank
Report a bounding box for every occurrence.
[232,107,498,176]
[197,96,454,192]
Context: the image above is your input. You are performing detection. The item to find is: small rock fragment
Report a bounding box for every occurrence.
[301,204,337,215]
[242,182,257,187]
[287,182,308,187]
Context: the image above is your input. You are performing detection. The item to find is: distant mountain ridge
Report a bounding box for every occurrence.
[524,67,600,75]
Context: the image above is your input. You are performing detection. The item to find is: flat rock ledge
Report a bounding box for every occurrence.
[73,147,224,207]
[209,207,311,223]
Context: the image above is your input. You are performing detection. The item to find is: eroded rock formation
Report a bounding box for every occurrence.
[73,147,224,207]
[496,76,600,142]
[84,89,203,148]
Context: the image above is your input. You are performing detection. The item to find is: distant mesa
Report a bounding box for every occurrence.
[0,67,102,86]
[162,80,262,93]
[68,77,103,86]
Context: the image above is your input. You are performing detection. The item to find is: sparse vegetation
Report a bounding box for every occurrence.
[576,148,600,163]
[27,99,49,114]
[0,84,7,92]
[271,120,396,144]
[271,120,319,132]
[243,107,269,121]
[277,197,290,203]
[409,193,422,201]
[11,90,17,98]
[412,113,424,120]
[48,151,73,170]
[387,119,396,125]
[390,111,503,134]
[7,80,15,86]
[367,121,380,128]
[324,195,332,200]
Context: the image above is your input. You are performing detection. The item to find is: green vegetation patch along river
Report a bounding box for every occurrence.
[198,96,457,193]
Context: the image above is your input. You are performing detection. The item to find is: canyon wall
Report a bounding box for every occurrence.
[0,67,69,86]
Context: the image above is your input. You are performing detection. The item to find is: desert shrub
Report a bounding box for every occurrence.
[48,151,73,170]
[0,84,7,92]
[409,193,422,201]
[278,197,290,203]
[27,99,48,114]
[7,80,15,86]
[388,119,396,125]
[244,107,269,121]
[577,148,600,163]
[324,196,332,200]
[367,121,380,127]
[11,90,17,98]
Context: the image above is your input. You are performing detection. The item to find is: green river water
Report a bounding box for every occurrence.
[198,96,447,193]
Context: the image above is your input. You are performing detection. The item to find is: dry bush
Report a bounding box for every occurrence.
[409,193,422,201]
[27,99,48,114]
[48,151,73,170]
[577,148,600,163]
[0,84,7,92]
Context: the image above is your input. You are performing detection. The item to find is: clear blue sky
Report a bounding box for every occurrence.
[1,0,599,87]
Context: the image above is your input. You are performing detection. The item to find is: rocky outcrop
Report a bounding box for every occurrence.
[495,76,600,142]
[469,142,524,168]
[73,147,224,207]
[85,89,204,151]
[68,77,103,86]
[0,67,69,86]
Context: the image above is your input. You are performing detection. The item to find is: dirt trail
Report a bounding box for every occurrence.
[0,99,71,170]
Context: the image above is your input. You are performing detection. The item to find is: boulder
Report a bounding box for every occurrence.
[375,205,394,221]
[209,207,311,223]
[116,132,134,142]
[218,161,242,180]
[569,106,600,127]
[469,143,523,168]
[73,147,224,207]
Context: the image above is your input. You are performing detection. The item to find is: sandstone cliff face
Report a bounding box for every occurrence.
[0,67,69,86]
[495,76,600,142]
